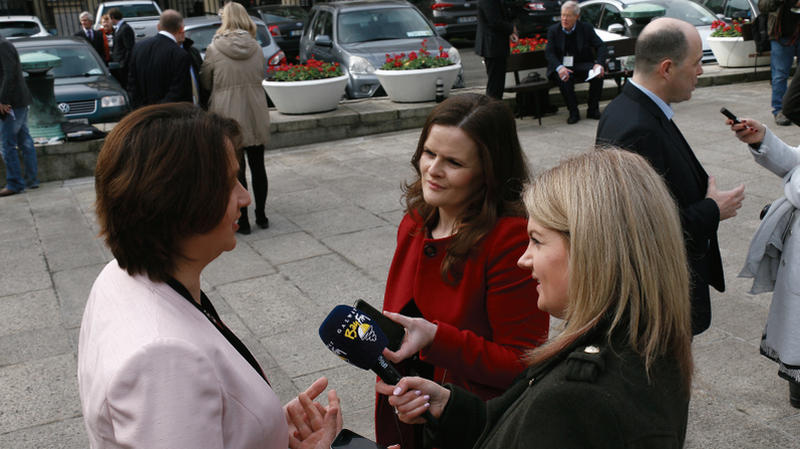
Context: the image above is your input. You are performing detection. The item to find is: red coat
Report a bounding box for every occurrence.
[375,213,549,448]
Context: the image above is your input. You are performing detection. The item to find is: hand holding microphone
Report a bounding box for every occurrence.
[376,377,450,425]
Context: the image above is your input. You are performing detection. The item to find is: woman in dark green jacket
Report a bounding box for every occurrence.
[377,149,694,449]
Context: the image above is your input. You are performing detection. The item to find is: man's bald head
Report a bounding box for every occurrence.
[158,9,184,34]
[634,18,697,74]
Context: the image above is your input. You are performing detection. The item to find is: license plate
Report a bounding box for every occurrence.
[290,30,302,37]
[458,16,477,23]
[68,118,89,124]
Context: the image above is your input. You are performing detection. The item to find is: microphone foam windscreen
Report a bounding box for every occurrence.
[319,305,389,370]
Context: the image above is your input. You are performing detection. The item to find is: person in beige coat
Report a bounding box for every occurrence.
[201,2,270,234]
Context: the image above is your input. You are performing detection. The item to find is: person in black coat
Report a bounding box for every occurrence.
[366,149,695,448]
[74,11,106,61]
[109,7,135,89]
[475,0,517,99]
[127,10,192,108]
[544,1,606,124]
[596,18,744,335]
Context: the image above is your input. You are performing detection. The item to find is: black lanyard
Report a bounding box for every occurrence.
[166,277,269,385]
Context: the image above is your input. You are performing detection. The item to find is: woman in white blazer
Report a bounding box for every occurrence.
[729,117,800,409]
[79,103,340,448]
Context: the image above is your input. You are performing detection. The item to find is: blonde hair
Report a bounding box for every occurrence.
[217,2,256,38]
[523,149,693,388]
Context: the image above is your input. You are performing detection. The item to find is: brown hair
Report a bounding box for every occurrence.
[95,103,241,282]
[522,149,693,389]
[404,93,530,282]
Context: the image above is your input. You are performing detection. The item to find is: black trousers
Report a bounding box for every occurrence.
[548,69,603,115]
[238,144,268,222]
[484,56,506,100]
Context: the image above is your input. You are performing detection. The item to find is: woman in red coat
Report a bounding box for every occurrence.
[375,94,550,449]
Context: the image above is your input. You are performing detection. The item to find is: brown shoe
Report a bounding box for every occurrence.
[0,188,19,197]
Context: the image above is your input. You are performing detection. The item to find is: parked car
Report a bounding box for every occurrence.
[94,0,162,27]
[408,0,478,39]
[299,0,462,99]
[183,15,286,68]
[510,0,562,37]
[694,0,757,20]
[248,5,308,61]
[0,15,50,39]
[12,37,130,124]
[578,0,718,62]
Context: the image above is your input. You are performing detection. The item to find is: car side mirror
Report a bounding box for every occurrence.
[607,23,624,34]
[314,35,333,47]
[108,61,121,70]
[716,13,726,20]
[435,24,446,35]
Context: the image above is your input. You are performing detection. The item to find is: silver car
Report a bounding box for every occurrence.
[299,0,462,99]
[183,15,286,68]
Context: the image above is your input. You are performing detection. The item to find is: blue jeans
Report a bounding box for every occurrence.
[770,38,800,115]
[1,106,38,192]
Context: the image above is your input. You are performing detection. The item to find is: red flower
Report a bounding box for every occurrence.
[409,51,417,60]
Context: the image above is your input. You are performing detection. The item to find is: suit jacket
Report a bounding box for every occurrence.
[111,21,134,68]
[596,83,724,334]
[427,322,689,449]
[545,21,607,77]
[74,28,106,60]
[475,0,514,58]
[375,213,549,448]
[127,33,192,108]
[0,36,31,109]
[78,260,289,449]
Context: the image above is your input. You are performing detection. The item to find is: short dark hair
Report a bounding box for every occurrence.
[95,103,241,282]
[159,9,184,34]
[108,8,122,20]
[405,93,531,282]
[634,26,688,73]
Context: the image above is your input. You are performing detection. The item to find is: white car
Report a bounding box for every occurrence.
[94,0,162,28]
[0,15,50,39]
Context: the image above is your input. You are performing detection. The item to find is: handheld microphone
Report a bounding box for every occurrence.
[319,305,438,425]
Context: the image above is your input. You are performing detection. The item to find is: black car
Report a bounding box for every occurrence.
[248,5,308,61]
[409,0,478,39]
[510,0,562,37]
[13,37,130,124]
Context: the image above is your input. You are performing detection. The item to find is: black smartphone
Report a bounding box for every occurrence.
[353,299,404,351]
[331,428,388,449]
[720,107,741,124]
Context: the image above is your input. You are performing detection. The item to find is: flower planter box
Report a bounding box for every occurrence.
[262,75,348,115]
[374,64,461,103]
[708,36,770,68]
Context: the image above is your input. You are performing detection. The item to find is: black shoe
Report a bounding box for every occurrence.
[237,218,251,235]
[567,114,580,124]
[586,108,602,119]
[256,215,269,229]
[790,381,800,409]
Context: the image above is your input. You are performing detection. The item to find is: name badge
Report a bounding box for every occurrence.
[563,56,574,67]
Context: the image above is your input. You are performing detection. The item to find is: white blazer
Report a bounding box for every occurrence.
[78,260,288,449]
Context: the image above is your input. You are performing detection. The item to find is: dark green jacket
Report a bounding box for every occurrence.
[426,324,690,449]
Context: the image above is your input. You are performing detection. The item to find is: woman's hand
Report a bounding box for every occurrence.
[728,118,766,145]
[381,311,437,364]
[375,377,451,425]
[285,377,342,449]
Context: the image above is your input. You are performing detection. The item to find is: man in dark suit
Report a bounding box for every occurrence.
[0,35,38,196]
[545,0,606,124]
[74,11,106,61]
[476,0,517,99]
[109,7,135,89]
[596,18,745,335]
[127,10,192,108]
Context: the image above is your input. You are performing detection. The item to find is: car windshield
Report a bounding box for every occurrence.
[338,7,434,44]
[640,0,716,26]
[257,7,308,23]
[17,45,105,77]
[0,21,41,38]
[114,5,160,18]
[187,24,271,54]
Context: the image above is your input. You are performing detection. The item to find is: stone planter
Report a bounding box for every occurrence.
[707,36,770,68]
[374,64,461,103]
[262,75,348,114]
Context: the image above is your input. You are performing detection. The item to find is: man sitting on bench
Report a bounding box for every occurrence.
[545,1,607,124]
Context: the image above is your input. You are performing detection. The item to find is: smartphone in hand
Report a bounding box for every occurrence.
[720,107,741,124]
[353,299,404,351]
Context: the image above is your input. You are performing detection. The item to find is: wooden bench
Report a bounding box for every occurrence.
[503,36,637,125]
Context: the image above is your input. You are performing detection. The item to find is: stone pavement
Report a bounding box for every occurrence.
[1,80,800,448]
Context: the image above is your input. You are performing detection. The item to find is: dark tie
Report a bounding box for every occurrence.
[87,29,92,40]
